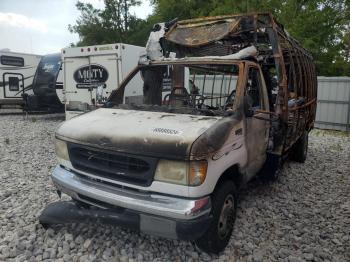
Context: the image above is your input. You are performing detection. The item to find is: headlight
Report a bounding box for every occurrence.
[154,160,207,186]
[55,138,69,161]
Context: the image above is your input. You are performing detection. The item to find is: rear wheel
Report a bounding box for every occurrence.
[292,131,309,163]
[195,181,237,254]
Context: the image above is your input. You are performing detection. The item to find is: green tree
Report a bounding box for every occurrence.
[149,0,350,76]
[70,0,350,76]
[69,0,146,46]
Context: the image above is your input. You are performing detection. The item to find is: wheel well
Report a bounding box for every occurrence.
[215,165,243,190]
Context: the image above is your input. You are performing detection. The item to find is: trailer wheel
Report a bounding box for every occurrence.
[292,131,309,163]
[195,181,237,254]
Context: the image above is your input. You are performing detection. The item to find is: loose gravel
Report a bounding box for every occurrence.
[0,113,349,262]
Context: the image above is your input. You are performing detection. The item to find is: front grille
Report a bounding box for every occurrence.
[68,143,158,186]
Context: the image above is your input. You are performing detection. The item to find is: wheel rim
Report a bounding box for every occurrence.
[218,194,235,239]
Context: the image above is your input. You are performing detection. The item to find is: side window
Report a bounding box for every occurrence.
[246,67,263,109]
[0,55,24,67]
[9,77,20,91]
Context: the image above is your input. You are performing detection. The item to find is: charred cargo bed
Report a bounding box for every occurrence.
[108,12,317,157]
[164,12,317,155]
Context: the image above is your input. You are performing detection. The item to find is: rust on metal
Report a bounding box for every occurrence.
[108,12,317,156]
[165,18,240,47]
[164,12,317,155]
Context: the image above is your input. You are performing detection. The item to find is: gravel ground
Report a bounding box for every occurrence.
[0,113,349,262]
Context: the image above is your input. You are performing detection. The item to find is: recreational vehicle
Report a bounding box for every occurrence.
[0,51,41,107]
[62,43,145,119]
[23,53,64,112]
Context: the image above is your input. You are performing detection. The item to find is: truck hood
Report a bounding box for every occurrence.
[56,108,222,159]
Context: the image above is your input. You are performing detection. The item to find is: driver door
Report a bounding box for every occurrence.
[244,66,270,179]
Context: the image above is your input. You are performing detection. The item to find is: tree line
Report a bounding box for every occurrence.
[69,0,350,76]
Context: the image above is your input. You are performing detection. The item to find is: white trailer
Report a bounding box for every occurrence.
[0,51,41,107]
[62,43,145,119]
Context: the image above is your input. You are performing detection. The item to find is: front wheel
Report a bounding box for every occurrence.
[195,181,237,254]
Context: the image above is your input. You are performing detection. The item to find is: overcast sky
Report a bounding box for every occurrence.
[0,0,152,55]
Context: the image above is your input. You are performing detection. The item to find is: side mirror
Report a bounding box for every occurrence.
[243,95,254,117]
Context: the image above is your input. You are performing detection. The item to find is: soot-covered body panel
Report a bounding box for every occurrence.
[56,108,223,160]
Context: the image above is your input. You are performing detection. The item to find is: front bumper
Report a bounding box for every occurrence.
[39,200,211,240]
[47,165,212,240]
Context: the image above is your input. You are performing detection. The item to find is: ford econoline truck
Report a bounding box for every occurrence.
[40,13,317,253]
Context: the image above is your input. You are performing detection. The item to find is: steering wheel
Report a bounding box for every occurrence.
[163,85,190,106]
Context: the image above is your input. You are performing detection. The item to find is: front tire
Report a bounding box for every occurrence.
[195,181,237,254]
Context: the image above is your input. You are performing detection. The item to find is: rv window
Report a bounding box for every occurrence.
[1,55,24,67]
[9,77,20,91]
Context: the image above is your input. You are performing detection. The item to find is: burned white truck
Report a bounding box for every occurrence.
[40,13,317,253]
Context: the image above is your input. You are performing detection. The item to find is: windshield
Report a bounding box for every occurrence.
[111,63,239,116]
[33,54,61,95]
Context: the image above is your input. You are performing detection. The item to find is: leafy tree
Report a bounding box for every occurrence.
[69,0,145,46]
[149,0,350,76]
[70,0,350,76]
[68,2,104,45]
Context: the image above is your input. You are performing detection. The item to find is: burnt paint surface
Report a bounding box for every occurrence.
[190,111,243,160]
[61,134,190,160]
[56,108,222,160]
